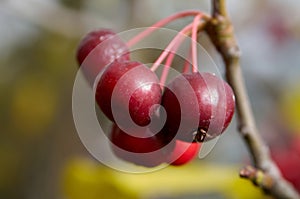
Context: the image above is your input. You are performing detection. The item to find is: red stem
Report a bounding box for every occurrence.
[159,52,175,88]
[191,14,202,73]
[160,14,203,85]
[182,50,192,73]
[150,21,199,72]
[127,10,204,47]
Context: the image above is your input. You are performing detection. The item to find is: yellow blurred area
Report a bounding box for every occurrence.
[10,75,59,136]
[63,158,137,199]
[280,85,300,133]
[62,158,266,199]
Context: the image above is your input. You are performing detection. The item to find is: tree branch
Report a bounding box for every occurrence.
[205,0,300,198]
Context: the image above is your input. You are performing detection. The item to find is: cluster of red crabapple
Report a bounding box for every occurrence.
[76,10,235,167]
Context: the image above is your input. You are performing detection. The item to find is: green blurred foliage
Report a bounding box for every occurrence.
[2,31,78,131]
[60,0,85,10]
[10,74,58,135]
[0,142,21,198]
[0,28,79,198]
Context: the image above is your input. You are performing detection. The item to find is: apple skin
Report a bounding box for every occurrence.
[161,72,235,142]
[167,140,201,166]
[76,29,130,84]
[96,61,161,127]
[109,124,169,167]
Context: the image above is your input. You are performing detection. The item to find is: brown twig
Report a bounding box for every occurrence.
[240,165,274,192]
[205,0,300,198]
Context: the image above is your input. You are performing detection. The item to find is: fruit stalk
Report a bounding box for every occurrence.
[158,17,207,86]
[159,51,175,86]
[182,48,193,73]
[151,17,208,74]
[127,10,208,47]
[159,14,203,86]
[206,0,300,198]
[150,21,199,72]
[191,14,201,73]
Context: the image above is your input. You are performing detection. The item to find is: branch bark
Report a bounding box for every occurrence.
[205,0,300,198]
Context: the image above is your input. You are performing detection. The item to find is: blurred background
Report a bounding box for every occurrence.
[0,0,300,199]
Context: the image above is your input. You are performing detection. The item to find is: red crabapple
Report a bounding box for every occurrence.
[110,124,167,167]
[167,140,201,166]
[76,29,130,83]
[161,72,235,142]
[96,61,161,126]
